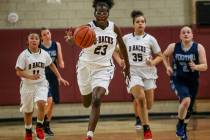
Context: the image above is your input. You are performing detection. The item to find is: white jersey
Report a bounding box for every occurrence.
[79,21,117,66]
[123,33,161,79]
[123,33,161,67]
[15,49,52,84]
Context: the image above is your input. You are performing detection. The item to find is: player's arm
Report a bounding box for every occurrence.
[146,51,163,66]
[113,47,125,68]
[64,27,74,45]
[146,36,163,66]
[189,43,208,71]
[16,67,40,80]
[163,43,175,76]
[56,42,65,69]
[114,24,130,79]
[49,63,69,86]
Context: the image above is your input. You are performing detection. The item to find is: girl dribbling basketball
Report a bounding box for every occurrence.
[65,0,130,140]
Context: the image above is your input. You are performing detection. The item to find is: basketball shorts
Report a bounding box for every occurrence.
[46,72,60,103]
[127,75,157,93]
[19,80,49,113]
[76,60,115,96]
[170,78,198,101]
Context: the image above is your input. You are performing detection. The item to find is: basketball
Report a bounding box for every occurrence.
[73,25,96,48]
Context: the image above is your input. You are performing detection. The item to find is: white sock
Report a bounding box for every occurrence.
[184,119,190,123]
[87,131,94,137]
[37,119,44,124]
[25,124,32,129]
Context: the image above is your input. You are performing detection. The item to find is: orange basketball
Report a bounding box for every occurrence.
[73,25,96,48]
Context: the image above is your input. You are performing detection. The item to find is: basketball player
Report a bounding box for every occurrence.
[65,0,130,140]
[40,27,64,136]
[163,26,207,140]
[121,10,163,140]
[113,47,142,130]
[15,33,69,140]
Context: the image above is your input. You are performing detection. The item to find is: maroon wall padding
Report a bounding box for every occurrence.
[0,26,210,105]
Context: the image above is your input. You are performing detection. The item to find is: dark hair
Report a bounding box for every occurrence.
[40,27,48,31]
[131,10,146,24]
[92,0,114,10]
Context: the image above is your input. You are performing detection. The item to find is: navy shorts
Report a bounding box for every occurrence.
[170,78,198,103]
[46,72,60,104]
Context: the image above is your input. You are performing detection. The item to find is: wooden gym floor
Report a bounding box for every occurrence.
[0,116,209,140]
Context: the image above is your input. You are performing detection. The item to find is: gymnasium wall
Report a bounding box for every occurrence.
[0,26,210,105]
[0,0,192,29]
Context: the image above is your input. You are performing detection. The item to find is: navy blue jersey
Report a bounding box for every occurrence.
[172,42,199,82]
[40,41,58,74]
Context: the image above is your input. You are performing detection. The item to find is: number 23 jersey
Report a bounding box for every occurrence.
[78,21,117,66]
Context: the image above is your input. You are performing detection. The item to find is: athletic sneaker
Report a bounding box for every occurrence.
[144,129,152,140]
[135,118,142,129]
[181,124,188,140]
[85,136,92,140]
[176,123,185,138]
[43,121,54,136]
[180,135,188,140]
[36,126,45,140]
[25,129,32,140]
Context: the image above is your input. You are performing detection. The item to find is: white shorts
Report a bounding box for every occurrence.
[76,60,115,96]
[127,71,157,93]
[19,80,49,113]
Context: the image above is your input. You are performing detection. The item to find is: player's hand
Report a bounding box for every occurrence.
[123,63,131,85]
[166,66,173,76]
[189,60,197,71]
[30,74,40,80]
[146,56,154,66]
[64,27,74,44]
[58,77,69,86]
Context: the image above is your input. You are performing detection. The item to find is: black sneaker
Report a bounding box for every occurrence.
[44,126,54,136]
[135,117,142,129]
[43,121,54,136]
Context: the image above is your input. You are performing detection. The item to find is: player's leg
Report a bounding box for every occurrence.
[144,89,154,110]
[20,83,34,140]
[86,86,106,140]
[171,80,191,138]
[144,79,156,110]
[82,93,93,108]
[35,81,49,140]
[77,61,92,108]
[143,79,157,140]
[131,86,153,140]
[43,75,58,136]
[44,96,54,136]
[181,82,199,140]
[131,95,142,129]
[85,65,114,140]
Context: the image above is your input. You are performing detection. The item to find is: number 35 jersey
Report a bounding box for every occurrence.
[123,33,161,67]
[123,33,161,79]
[78,21,117,66]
